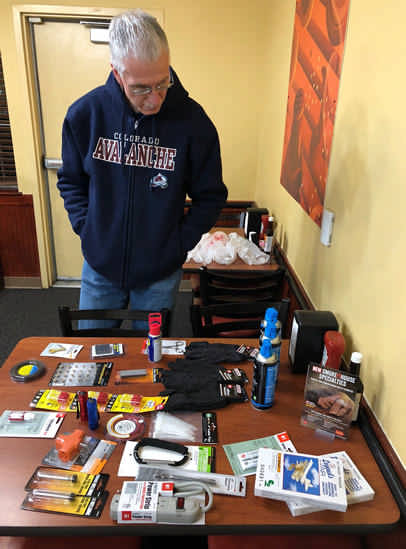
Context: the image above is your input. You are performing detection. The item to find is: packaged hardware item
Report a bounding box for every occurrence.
[223,431,296,477]
[21,489,108,518]
[25,467,108,498]
[0,410,64,438]
[110,480,212,524]
[286,451,375,516]
[254,448,347,512]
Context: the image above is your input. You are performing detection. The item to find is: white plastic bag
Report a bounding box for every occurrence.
[186,231,236,265]
[228,232,270,265]
[186,231,269,265]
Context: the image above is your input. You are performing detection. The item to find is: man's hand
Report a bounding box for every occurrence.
[317,392,354,419]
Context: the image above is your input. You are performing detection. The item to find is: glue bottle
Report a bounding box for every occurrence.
[147,312,162,362]
[321,330,346,370]
[251,339,278,410]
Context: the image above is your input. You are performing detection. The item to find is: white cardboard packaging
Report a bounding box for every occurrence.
[286,451,374,516]
[255,448,347,512]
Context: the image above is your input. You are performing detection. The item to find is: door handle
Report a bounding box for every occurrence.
[43,157,62,170]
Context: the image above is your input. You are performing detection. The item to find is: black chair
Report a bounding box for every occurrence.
[58,306,170,337]
[197,266,286,306]
[190,298,290,339]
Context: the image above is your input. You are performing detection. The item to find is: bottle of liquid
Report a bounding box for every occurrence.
[251,339,278,410]
[321,330,346,370]
[147,312,162,362]
[349,352,363,422]
[263,216,274,255]
[259,214,269,250]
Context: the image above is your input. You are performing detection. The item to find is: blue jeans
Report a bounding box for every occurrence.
[79,260,183,331]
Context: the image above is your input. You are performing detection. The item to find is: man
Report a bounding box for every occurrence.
[57,9,227,329]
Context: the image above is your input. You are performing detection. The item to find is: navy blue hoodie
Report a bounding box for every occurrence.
[57,69,227,289]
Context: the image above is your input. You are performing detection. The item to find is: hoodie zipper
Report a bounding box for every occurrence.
[121,114,145,288]
[121,115,132,288]
[122,166,132,289]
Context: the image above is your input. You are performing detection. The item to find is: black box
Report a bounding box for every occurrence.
[240,207,268,244]
[288,310,338,373]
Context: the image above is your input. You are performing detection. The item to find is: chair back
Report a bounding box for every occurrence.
[58,306,170,337]
[190,298,290,339]
[198,266,285,305]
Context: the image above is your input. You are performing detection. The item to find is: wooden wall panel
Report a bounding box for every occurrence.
[0,191,40,277]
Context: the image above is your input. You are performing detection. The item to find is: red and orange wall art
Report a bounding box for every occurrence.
[280,0,350,226]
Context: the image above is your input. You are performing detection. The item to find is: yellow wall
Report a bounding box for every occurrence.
[0,0,265,285]
[1,1,405,464]
[256,0,406,465]
[0,0,263,200]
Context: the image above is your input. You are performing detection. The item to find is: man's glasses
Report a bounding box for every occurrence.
[130,73,174,97]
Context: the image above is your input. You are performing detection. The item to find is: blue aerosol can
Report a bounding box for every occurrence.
[147,312,162,362]
[262,323,281,361]
[260,307,281,343]
[262,323,282,385]
[251,339,278,410]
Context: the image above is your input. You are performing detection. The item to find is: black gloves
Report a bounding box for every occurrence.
[162,384,230,412]
[159,355,248,412]
[159,367,218,392]
[159,358,248,392]
[184,342,246,363]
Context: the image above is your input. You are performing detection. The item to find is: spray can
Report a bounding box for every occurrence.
[251,339,278,409]
[267,323,282,385]
[264,323,281,361]
[147,312,162,363]
[260,308,281,371]
[260,307,281,343]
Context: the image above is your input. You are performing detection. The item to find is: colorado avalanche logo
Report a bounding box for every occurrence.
[149,173,168,190]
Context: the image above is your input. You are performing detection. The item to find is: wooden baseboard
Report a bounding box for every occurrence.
[3,276,42,288]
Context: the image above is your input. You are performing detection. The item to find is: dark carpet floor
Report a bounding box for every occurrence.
[0,287,193,367]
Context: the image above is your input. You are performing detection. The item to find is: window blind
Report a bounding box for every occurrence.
[0,53,17,189]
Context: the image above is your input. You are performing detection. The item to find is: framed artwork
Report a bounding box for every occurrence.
[280,0,350,226]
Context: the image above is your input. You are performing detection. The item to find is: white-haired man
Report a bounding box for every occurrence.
[57,9,227,329]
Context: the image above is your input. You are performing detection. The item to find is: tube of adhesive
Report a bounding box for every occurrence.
[147,313,162,362]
